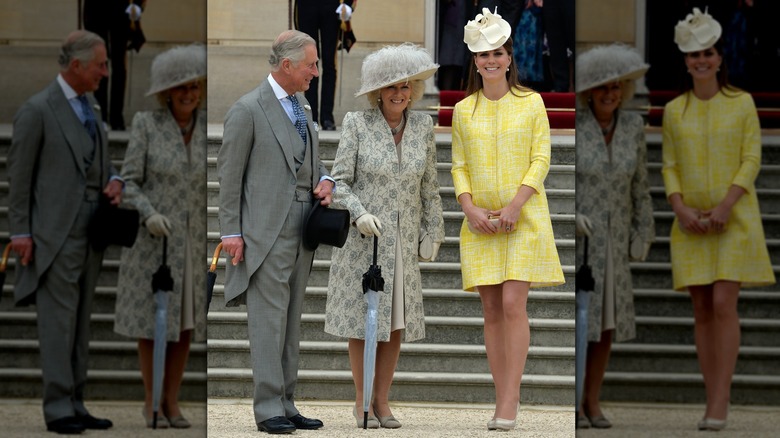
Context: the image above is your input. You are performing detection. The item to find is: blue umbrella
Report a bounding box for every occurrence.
[151,237,173,429]
[361,236,384,429]
[575,236,595,411]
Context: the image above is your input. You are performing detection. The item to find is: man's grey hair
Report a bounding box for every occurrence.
[268,30,316,69]
[58,30,105,69]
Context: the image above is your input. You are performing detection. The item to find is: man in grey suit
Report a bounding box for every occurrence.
[8,30,123,435]
[217,29,334,434]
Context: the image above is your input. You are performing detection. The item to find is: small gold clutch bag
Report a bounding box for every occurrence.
[467,215,503,234]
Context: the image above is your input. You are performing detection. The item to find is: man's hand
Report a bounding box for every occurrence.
[313,179,334,206]
[103,179,123,205]
[222,236,244,266]
[11,237,34,266]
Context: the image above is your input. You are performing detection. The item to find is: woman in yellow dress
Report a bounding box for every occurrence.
[663,8,775,431]
[452,8,565,431]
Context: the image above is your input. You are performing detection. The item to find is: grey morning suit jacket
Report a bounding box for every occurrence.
[217,79,328,305]
[8,80,115,306]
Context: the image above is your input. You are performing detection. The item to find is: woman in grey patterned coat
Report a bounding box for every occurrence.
[324,44,445,429]
[574,44,655,429]
[113,44,207,429]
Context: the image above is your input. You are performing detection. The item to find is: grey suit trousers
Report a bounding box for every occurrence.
[36,199,103,423]
[247,193,314,423]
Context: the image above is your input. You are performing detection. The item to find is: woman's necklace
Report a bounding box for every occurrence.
[389,113,406,135]
[179,116,195,136]
[599,116,616,136]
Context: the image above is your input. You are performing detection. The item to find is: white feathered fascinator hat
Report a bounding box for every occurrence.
[354,43,439,97]
[575,43,649,93]
[146,44,207,96]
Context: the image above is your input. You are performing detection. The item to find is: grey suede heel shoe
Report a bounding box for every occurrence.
[353,407,380,429]
[142,408,169,429]
[373,403,401,428]
[166,415,191,429]
[698,417,727,431]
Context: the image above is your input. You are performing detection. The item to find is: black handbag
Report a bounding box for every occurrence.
[88,199,140,251]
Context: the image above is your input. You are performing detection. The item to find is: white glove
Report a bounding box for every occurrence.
[575,214,593,237]
[126,4,142,21]
[335,3,353,20]
[145,213,172,237]
[356,214,382,237]
[630,237,652,262]
[429,241,441,262]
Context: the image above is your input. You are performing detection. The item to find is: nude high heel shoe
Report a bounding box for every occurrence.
[353,406,379,429]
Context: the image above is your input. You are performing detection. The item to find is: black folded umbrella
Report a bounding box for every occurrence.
[0,242,11,303]
[575,236,595,409]
[151,237,173,429]
[206,242,223,312]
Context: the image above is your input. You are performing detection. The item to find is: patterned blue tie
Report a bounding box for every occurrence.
[288,94,307,144]
[77,95,97,143]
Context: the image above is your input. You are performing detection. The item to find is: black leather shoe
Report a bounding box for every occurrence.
[257,416,296,434]
[46,417,85,434]
[321,120,336,131]
[288,413,324,430]
[78,414,113,429]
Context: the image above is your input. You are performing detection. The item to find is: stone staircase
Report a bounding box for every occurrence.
[600,129,780,405]
[0,126,207,401]
[205,127,577,406]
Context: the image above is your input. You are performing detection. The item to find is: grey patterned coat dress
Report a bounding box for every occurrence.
[576,109,654,342]
[114,109,207,342]
[324,109,445,342]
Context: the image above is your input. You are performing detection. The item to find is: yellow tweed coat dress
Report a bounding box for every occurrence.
[452,89,565,291]
[662,91,775,291]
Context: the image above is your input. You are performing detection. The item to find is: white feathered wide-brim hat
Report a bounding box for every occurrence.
[463,7,511,53]
[575,43,649,93]
[354,43,439,97]
[146,44,207,96]
[674,7,722,53]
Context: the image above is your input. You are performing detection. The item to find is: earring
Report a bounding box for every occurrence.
[377,98,381,102]
[507,67,510,71]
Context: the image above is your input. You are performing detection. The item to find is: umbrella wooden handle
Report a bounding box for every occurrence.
[0,242,12,272]
[210,242,223,273]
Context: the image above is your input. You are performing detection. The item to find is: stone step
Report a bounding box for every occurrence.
[633,288,780,320]
[630,261,780,292]
[607,343,780,375]
[206,313,575,348]
[633,315,780,347]
[0,339,206,372]
[643,237,780,265]
[207,368,573,405]
[0,368,206,401]
[206,286,575,320]
[207,340,574,377]
[600,371,780,405]
[0,311,212,345]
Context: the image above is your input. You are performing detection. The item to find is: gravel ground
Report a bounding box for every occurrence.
[207,399,573,438]
[4,398,778,437]
[576,402,780,438]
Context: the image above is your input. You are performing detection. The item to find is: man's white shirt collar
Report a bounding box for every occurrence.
[268,74,291,100]
[57,74,79,100]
